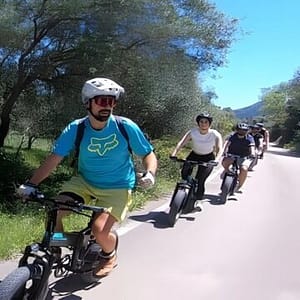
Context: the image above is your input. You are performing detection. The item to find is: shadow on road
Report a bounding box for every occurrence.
[129,211,171,228]
[203,193,238,205]
[47,273,101,299]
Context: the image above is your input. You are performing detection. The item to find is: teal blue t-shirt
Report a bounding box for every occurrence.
[52,115,153,189]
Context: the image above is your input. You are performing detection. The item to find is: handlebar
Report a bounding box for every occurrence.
[25,191,106,214]
[169,156,218,167]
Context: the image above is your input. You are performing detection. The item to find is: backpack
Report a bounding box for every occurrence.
[71,115,149,168]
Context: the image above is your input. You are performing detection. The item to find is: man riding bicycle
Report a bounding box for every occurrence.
[17,77,157,278]
[256,122,269,159]
[248,124,264,171]
[222,123,255,193]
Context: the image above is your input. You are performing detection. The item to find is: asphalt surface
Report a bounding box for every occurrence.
[1,145,300,300]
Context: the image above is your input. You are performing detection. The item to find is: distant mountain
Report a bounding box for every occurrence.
[233,101,263,120]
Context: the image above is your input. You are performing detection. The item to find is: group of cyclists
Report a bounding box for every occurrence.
[171,113,269,209]
[16,76,269,279]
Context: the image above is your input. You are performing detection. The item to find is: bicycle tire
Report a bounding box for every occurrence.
[168,188,187,227]
[0,266,30,300]
[220,175,234,204]
[229,176,238,196]
[181,187,195,214]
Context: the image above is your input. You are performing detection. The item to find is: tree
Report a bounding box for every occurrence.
[261,88,288,127]
[1,0,238,145]
[0,0,95,146]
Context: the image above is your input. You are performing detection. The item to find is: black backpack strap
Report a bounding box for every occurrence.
[71,119,86,167]
[115,115,132,154]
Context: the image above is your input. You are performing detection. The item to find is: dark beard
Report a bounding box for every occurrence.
[89,109,111,122]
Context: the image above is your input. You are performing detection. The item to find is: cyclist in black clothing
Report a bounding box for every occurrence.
[222,123,255,192]
[256,122,269,158]
[248,125,263,171]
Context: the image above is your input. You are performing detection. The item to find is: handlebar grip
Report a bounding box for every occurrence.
[208,160,218,167]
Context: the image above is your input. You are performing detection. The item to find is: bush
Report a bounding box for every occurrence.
[0,149,32,212]
[152,136,190,180]
[0,148,74,213]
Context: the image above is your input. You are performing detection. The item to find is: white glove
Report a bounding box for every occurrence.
[17,182,38,199]
[137,171,155,188]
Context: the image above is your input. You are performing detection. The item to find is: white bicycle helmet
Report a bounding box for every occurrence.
[81,78,125,104]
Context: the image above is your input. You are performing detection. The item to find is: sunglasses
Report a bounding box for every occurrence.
[93,96,116,107]
[199,119,209,124]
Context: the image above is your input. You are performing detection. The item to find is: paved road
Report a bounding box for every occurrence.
[1,145,300,300]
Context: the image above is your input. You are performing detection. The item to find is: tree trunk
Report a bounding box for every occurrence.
[0,114,10,147]
[0,77,31,147]
[27,136,36,150]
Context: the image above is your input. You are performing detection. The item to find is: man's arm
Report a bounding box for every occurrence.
[249,145,256,157]
[264,130,270,149]
[142,151,157,176]
[221,139,230,156]
[28,153,64,185]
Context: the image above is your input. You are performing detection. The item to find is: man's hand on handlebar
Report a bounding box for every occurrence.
[137,171,155,189]
[16,181,39,200]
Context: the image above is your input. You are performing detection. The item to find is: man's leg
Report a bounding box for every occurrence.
[221,157,233,178]
[92,212,117,254]
[55,192,83,232]
[238,165,248,189]
[93,213,118,277]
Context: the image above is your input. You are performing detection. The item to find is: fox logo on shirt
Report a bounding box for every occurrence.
[88,134,119,156]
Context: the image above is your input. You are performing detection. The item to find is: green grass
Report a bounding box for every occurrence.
[0,135,183,260]
[0,211,45,259]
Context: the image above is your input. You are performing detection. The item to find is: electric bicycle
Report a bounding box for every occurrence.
[219,154,247,204]
[0,192,109,300]
[168,157,218,227]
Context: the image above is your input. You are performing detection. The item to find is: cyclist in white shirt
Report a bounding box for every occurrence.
[171,113,223,210]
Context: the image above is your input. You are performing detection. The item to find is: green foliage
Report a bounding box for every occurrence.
[262,89,288,126]
[0,0,238,146]
[0,209,45,259]
[294,130,300,152]
[261,71,300,149]
[0,149,32,212]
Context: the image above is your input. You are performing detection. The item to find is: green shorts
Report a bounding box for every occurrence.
[59,176,132,222]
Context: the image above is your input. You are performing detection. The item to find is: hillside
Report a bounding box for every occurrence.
[233,101,263,119]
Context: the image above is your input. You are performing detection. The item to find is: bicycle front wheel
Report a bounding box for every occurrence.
[168,188,187,227]
[220,175,234,204]
[0,266,31,300]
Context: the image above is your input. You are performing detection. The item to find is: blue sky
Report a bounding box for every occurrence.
[203,0,300,109]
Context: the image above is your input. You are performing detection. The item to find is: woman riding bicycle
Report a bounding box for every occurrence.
[171,113,223,210]
[222,123,255,193]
